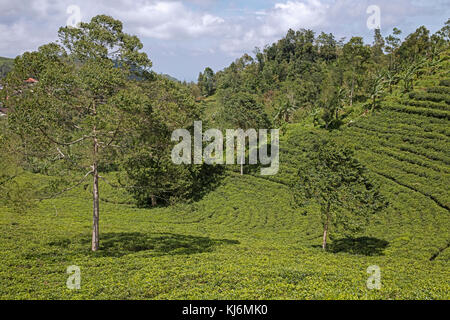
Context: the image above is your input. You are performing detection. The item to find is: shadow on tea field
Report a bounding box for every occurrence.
[328,237,389,256]
[23,232,240,259]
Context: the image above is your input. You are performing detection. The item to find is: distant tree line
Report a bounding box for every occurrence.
[196,19,449,130]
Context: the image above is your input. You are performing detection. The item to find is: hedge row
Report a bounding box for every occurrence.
[346,128,450,172]
[439,79,450,87]
[409,91,450,105]
[427,86,450,95]
[382,102,450,120]
[399,98,450,111]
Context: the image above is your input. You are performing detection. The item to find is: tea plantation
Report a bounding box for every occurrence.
[0,55,449,300]
[0,169,448,299]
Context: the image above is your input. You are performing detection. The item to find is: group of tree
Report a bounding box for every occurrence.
[0,15,220,251]
[197,67,216,97]
[199,19,449,130]
[1,16,448,253]
[191,20,448,248]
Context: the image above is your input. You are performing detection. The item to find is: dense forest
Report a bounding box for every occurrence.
[194,21,449,131]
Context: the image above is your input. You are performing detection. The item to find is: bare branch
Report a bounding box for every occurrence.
[104,115,124,148]
[39,170,93,201]
[98,175,121,189]
[56,147,66,159]
[39,127,93,146]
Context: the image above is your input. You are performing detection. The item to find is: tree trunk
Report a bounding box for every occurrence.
[151,194,157,207]
[91,137,100,252]
[322,205,330,251]
[322,222,328,250]
[350,78,354,107]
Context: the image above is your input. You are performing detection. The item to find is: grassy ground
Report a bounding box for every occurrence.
[0,171,448,299]
[0,53,449,300]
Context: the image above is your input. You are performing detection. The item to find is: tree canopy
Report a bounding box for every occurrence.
[291,132,388,250]
[3,15,153,251]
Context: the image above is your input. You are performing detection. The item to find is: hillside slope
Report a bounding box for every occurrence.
[339,61,450,262]
[0,52,449,300]
[256,49,450,262]
[0,171,448,299]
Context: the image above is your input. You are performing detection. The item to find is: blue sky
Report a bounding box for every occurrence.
[0,0,448,81]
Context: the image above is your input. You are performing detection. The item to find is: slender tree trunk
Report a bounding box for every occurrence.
[322,204,330,251]
[151,195,157,207]
[350,78,354,107]
[91,135,100,251]
[240,150,244,175]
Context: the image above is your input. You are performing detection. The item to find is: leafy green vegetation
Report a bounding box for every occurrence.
[291,133,387,250]
[0,15,449,300]
[0,56,13,79]
[0,171,448,299]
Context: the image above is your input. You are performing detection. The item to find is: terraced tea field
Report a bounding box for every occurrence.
[0,52,449,300]
[0,170,448,300]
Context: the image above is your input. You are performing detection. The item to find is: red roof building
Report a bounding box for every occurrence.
[25,78,38,83]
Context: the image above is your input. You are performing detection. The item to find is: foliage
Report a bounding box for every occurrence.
[0,170,448,299]
[2,15,153,251]
[198,67,216,97]
[291,132,387,249]
[119,76,223,207]
[319,85,346,130]
[0,56,13,79]
[218,90,270,129]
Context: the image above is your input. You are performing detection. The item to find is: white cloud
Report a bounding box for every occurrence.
[0,0,447,79]
[0,0,226,56]
[219,0,329,56]
[107,1,226,40]
[264,0,328,36]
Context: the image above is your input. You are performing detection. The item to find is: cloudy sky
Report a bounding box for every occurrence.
[0,0,448,81]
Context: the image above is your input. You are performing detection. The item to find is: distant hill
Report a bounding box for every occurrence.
[0,57,181,83]
[0,56,13,79]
